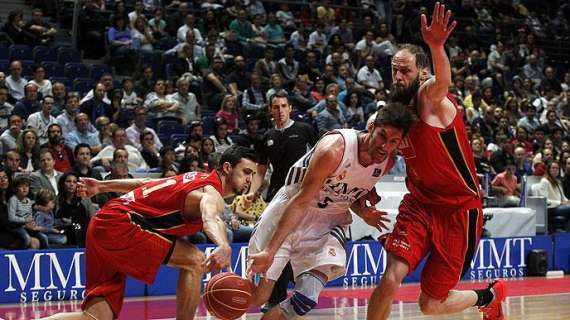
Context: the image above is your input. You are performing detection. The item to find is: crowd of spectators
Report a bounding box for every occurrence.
[1,0,570,249]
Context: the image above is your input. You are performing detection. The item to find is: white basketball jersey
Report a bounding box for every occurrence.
[254,129,391,242]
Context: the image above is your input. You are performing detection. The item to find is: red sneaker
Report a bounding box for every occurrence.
[479,280,507,320]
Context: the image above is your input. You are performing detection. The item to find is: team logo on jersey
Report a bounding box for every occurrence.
[328,248,336,256]
[399,137,417,159]
[372,168,382,177]
[267,139,274,146]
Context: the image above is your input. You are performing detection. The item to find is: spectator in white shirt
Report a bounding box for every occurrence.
[357,55,384,92]
[177,13,203,46]
[126,106,163,151]
[5,61,28,102]
[26,95,57,145]
[307,23,327,54]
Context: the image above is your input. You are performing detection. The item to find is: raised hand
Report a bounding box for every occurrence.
[77,177,101,198]
[421,2,457,49]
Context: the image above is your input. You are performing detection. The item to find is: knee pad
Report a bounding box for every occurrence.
[279,271,325,318]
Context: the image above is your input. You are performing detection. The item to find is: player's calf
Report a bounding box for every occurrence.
[278,271,326,319]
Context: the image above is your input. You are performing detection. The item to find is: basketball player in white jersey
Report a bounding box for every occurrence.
[247,100,414,319]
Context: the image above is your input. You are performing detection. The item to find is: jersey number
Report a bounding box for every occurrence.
[317,197,333,208]
[141,179,176,198]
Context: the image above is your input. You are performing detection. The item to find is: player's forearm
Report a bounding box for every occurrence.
[266,201,306,256]
[98,178,155,193]
[202,212,230,248]
[428,46,452,98]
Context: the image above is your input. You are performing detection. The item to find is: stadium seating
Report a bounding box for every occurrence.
[8,45,33,61]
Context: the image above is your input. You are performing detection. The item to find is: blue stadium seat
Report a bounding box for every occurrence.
[20,60,34,78]
[162,52,177,66]
[0,43,8,60]
[157,121,186,137]
[165,64,176,80]
[58,47,81,64]
[89,64,110,81]
[65,62,89,79]
[42,61,65,78]
[202,115,216,136]
[34,46,57,63]
[170,133,188,146]
[0,60,9,73]
[73,78,94,95]
[8,45,33,61]
[49,77,72,88]
[157,133,169,146]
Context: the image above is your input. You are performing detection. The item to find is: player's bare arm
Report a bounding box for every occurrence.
[418,2,457,125]
[193,185,232,271]
[77,177,161,198]
[248,134,344,274]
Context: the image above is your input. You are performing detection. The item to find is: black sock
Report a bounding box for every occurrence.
[474,288,494,307]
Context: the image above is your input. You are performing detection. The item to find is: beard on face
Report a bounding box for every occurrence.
[390,76,420,105]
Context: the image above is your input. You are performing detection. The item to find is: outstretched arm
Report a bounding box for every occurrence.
[199,185,232,271]
[420,2,457,103]
[77,177,162,198]
[248,135,343,274]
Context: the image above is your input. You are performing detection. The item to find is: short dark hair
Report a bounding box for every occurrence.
[373,101,415,136]
[396,44,431,71]
[217,145,257,170]
[269,90,289,106]
[12,175,31,189]
[74,143,91,158]
[35,188,55,206]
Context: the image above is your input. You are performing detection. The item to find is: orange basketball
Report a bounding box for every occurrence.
[203,272,253,320]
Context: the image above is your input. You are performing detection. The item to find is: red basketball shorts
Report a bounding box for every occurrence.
[382,194,483,300]
[81,208,176,318]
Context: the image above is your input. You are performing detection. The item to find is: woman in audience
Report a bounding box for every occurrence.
[200,137,216,167]
[0,167,19,249]
[215,95,239,132]
[344,91,365,127]
[17,129,40,173]
[159,146,179,174]
[210,118,233,153]
[57,172,97,247]
[143,79,180,121]
[311,77,326,102]
[132,16,155,53]
[29,65,53,100]
[535,161,570,231]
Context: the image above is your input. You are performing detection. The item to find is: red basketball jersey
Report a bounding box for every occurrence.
[399,95,481,207]
[104,171,223,237]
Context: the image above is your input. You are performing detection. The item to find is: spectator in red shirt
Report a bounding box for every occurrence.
[491,159,521,207]
[40,123,74,173]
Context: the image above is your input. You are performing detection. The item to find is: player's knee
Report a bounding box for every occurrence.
[382,267,405,290]
[190,250,206,269]
[281,291,317,318]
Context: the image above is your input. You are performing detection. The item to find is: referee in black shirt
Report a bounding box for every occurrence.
[246,90,318,310]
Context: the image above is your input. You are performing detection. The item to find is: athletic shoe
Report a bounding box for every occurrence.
[479,280,507,320]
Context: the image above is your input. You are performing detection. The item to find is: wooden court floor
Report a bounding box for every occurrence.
[0,276,568,319]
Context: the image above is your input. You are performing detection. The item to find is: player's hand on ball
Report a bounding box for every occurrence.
[205,244,232,272]
[77,177,100,198]
[246,251,273,278]
[360,207,390,233]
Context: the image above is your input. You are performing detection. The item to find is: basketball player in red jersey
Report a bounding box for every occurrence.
[367,3,506,320]
[41,146,257,320]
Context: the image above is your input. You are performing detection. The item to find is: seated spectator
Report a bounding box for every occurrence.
[33,189,66,245]
[513,146,533,180]
[50,82,66,116]
[3,151,21,179]
[132,16,155,52]
[0,114,23,153]
[215,95,239,132]
[17,129,41,173]
[71,144,102,180]
[264,12,285,47]
[30,149,63,197]
[160,146,179,174]
[143,79,180,121]
[29,65,52,98]
[230,179,267,228]
[99,162,132,203]
[254,48,277,87]
[0,86,14,131]
[7,175,46,249]
[140,130,160,168]
[127,0,144,29]
[134,65,154,97]
[25,8,56,45]
[95,116,113,147]
[277,45,299,89]
[265,73,285,102]
[227,55,250,96]
[91,127,148,171]
[4,10,37,45]
[229,9,255,44]
[179,149,201,173]
[203,56,231,111]
[57,172,97,247]
[535,161,570,232]
[233,115,262,150]
[65,113,102,154]
[200,137,216,167]
[107,16,137,74]
[41,123,74,173]
[0,167,19,249]
[316,94,348,134]
[80,83,115,126]
[13,83,41,120]
[491,160,521,207]
[167,77,201,125]
[308,23,328,54]
[177,13,203,46]
[344,92,365,127]
[210,118,234,153]
[126,106,162,151]
[26,95,57,145]
[56,93,82,136]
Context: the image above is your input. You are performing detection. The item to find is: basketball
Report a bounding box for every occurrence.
[203,272,253,319]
